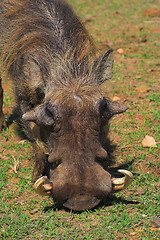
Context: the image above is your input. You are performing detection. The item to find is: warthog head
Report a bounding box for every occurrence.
[23,48,133,210]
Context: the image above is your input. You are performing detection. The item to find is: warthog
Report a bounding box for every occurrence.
[0,0,133,210]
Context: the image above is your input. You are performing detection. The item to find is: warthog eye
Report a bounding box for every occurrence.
[45,105,54,119]
[44,102,61,131]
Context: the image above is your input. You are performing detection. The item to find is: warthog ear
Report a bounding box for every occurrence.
[99,97,127,120]
[22,103,55,126]
[95,47,114,84]
[22,105,42,123]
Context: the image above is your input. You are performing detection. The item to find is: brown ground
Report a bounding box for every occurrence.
[0,3,159,238]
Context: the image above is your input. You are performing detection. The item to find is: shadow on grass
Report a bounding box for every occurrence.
[43,194,139,214]
[101,195,139,208]
[107,159,138,177]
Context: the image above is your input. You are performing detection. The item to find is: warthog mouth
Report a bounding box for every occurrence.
[33,169,133,211]
[63,196,100,211]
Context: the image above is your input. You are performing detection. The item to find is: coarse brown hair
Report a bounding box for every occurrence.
[0,0,96,90]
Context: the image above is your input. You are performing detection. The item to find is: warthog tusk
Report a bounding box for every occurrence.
[112,169,133,191]
[43,184,53,191]
[33,176,53,195]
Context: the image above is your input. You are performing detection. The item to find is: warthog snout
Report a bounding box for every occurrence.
[34,168,133,211]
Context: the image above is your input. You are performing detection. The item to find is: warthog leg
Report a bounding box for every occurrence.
[0,77,6,131]
[31,142,53,196]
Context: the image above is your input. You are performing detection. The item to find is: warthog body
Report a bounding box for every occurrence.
[0,0,132,210]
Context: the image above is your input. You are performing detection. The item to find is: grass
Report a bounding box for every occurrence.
[0,0,160,239]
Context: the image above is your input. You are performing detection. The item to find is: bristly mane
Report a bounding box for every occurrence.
[0,0,97,93]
